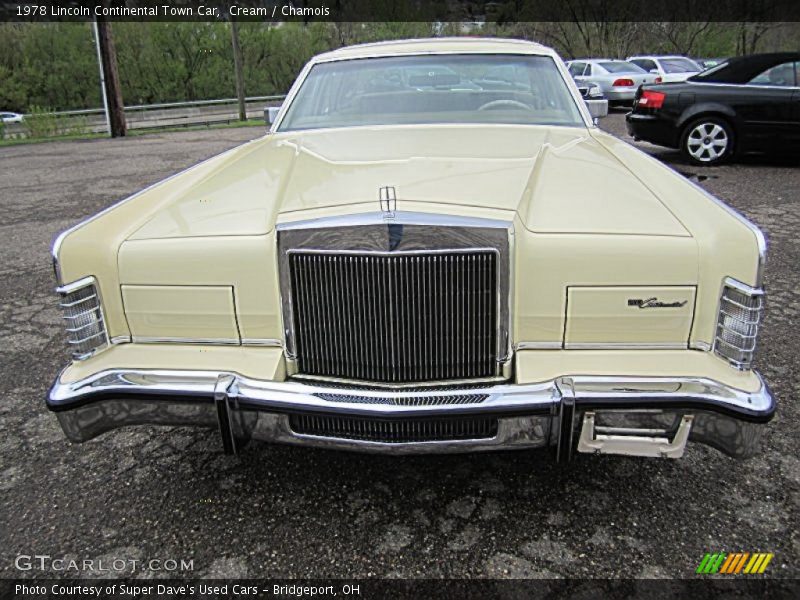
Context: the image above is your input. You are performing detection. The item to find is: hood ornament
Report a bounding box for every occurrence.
[628,297,688,309]
[379,186,396,220]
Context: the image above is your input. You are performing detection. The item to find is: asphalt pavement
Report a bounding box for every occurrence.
[0,113,797,579]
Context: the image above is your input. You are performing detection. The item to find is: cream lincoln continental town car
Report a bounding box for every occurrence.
[48,38,774,461]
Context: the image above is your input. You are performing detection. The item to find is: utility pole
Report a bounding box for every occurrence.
[95,15,126,137]
[91,20,110,136]
[230,18,247,122]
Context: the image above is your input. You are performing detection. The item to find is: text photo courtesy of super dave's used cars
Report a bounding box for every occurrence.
[48,38,776,463]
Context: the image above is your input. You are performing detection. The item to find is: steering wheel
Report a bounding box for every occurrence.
[477,99,534,112]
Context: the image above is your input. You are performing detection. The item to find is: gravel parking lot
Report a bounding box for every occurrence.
[1,113,797,580]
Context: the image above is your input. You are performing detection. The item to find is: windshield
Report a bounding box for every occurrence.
[660,57,702,73]
[278,54,585,132]
[599,61,645,74]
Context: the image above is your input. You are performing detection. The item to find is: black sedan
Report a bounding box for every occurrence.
[626,53,800,165]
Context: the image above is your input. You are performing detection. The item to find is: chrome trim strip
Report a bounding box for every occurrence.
[287,247,499,257]
[56,276,98,295]
[59,294,98,308]
[679,175,767,287]
[132,337,241,346]
[241,338,282,347]
[276,211,513,231]
[723,277,765,297]
[289,373,509,390]
[110,335,131,345]
[62,307,104,322]
[564,342,688,350]
[516,341,563,350]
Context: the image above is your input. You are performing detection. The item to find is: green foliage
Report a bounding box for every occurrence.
[22,105,59,137]
[22,105,90,138]
[0,21,796,113]
[0,23,101,112]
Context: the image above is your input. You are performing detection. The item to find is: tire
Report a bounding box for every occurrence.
[681,117,734,166]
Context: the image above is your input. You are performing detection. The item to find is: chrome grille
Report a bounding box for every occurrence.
[58,277,107,360]
[316,393,488,406]
[289,414,498,442]
[288,250,498,383]
[714,281,764,369]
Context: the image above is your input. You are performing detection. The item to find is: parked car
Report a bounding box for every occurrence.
[49,38,773,463]
[567,59,656,105]
[0,111,23,123]
[626,52,800,165]
[572,80,608,120]
[575,80,604,100]
[627,55,703,83]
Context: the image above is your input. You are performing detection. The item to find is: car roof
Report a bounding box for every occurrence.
[628,55,688,59]
[569,58,620,63]
[690,52,800,84]
[312,37,557,63]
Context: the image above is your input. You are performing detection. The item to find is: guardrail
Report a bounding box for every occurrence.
[2,95,288,138]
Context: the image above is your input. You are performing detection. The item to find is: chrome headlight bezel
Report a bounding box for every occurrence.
[57,276,109,360]
[713,278,764,370]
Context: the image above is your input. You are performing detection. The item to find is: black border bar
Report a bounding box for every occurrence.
[1,0,799,23]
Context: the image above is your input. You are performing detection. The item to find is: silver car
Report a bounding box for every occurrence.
[0,111,24,124]
[627,55,703,83]
[567,59,657,105]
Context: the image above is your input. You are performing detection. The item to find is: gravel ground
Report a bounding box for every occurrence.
[0,114,797,580]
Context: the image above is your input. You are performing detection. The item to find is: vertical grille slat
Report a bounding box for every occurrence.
[289,250,498,383]
[289,414,498,443]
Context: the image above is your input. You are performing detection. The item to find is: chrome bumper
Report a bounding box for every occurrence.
[604,88,637,102]
[47,369,775,460]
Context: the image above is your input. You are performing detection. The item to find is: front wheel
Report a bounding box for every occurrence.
[681,117,734,166]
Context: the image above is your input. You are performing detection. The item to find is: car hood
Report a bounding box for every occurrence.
[128,124,690,240]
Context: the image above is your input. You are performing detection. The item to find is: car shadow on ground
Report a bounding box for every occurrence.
[179,433,696,505]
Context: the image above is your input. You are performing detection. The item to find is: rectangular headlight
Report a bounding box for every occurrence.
[57,276,108,360]
[714,279,764,370]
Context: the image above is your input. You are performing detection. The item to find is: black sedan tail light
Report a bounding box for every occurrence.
[638,90,666,109]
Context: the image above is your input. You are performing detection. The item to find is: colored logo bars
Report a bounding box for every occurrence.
[696,552,774,574]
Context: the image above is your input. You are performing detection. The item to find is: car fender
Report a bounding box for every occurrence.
[676,102,738,132]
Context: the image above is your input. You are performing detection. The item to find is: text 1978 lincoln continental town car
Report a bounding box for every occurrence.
[48,39,774,461]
